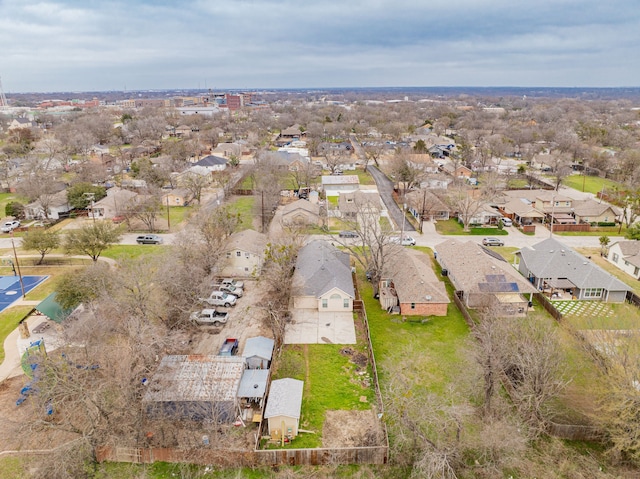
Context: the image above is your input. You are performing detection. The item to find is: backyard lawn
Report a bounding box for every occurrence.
[561,174,623,196]
[435,218,508,236]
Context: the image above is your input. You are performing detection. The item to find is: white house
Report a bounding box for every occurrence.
[223,229,268,277]
[292,240,354,312]
[607,240,640,280]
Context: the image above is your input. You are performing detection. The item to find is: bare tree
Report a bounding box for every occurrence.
[181,170,210,204]
[64,222,122,262]
[331,194,394,295]
[125,190,163,232]
[446,185,487,232]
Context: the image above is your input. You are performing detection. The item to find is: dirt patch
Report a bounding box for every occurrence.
[0,376,79,452]
[322,409,385,448]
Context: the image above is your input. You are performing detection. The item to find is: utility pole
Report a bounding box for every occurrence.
[166,197,171,231]
[11,236,26,298]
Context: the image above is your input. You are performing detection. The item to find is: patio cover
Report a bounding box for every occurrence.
[545,278,576,289]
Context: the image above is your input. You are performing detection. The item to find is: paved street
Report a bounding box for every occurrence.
[367,165,416,232]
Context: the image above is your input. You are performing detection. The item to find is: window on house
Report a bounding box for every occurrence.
[226,252,231,258]
[583,288,603,298]
[625,260,630,266]
[612,253,619,262]
[236,251,241,257]
[343,299,349,308]
[245,253,250,258]
[634,267,639,276]
[411,303,416,309]
[322,299,328,308]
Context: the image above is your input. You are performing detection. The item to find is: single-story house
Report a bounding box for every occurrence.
[499,197,545,226]
[321,175,360,197]
[161,188,193,207]
[379,248,449,316]
[292,240,354,312]
[194,155,227,171]
[264,378,304,440]
[143,355,245,422]
[572,200,621,224]
[515,238,631,302]
[281,199,322,227]
[435,239,538,315]
[89,187,138,219]
[8,118,34,130]
[464,203,502,226]
[242,336,275,369]
[607,240,640,280]
[405,189,450,222]
[223,229,268,276]
[25,189,72,220]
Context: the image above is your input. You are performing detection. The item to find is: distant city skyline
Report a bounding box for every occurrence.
[2,0,639,93]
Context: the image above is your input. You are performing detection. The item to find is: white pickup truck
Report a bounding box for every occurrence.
[190,309,229,326]
[199,291,237,307]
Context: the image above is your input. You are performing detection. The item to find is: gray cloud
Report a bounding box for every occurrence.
[1,0,638,92]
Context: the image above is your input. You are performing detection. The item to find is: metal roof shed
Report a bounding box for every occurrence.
[237,369,269,406]
[143,355,245,422]
[242,336,275,369]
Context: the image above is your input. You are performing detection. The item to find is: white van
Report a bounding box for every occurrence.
[501,217,513,227]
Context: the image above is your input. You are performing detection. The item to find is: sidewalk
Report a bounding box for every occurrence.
[0,300,53,383]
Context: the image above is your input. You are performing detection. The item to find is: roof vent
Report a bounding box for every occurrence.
[425,295,432,301]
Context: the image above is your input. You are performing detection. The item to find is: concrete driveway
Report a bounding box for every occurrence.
[285,309,356,345]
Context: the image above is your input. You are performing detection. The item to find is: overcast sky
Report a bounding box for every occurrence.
[2,0,639,93]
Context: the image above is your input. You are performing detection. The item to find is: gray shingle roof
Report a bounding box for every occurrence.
[195,155,227,167]
[614,240,640,268]
[293,240,355,298]
[517,238,631,292]
[264,378,304,419]
[435,240,538,295]
[382,249,450,304]
[225,229,268,255]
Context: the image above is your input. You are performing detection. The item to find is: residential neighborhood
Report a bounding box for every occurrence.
[0,87,640,479]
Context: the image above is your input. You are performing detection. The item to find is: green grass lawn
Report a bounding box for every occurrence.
[228,196,256,231]
[562,174,623,196]
[555,225,627,237]
[0,306,34,364]
[575,247,640,295]
[0,192,28,218]
[344,168,376,185]
[270,319,376,449]
[361,249,470,394]
[435,218,508,236]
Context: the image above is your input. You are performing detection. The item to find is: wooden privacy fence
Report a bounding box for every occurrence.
[96,445,388,466]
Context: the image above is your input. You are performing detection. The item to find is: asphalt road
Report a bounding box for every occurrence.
[367,165,416,232]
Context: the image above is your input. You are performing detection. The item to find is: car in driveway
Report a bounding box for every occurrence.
[339,230,358,238]
[1,220,20,233]
[482,237,504,246]
[200,291,237,307]
[500,217,513,227]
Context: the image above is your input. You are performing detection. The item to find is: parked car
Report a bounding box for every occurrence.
[220,278,244,289]
[199,291,237,307]
[136,234,163,244]
[190,308,229,326]
[482,237,504,246]
[219,338,239,356]
[390,236,416,246]
[501,217,513,227]
[339,230,359,238]
[212,283,243,297]
[1,220,20,233]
